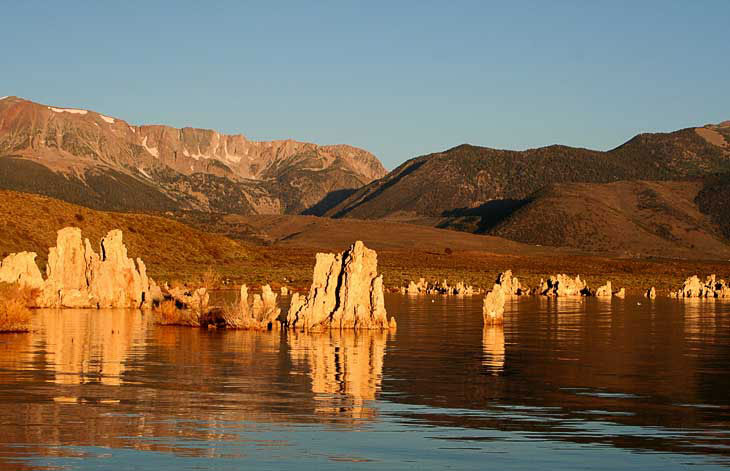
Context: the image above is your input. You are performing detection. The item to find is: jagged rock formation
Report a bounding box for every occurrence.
[496,270,527,296]
[0,252,44,289]
[615,288,626,299]
[538,274,590,297]
[482,284,506,325]
[595,281,613,298]
[669,275,730,298]
[286,241,396,331]
[222,284,281,330]
[400,278,478,295]
[645,287,657,299]
[3,227,160,309]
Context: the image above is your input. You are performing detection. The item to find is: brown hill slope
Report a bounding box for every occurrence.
[487,180,730,259]
[1,190,728,295]
[325,122,730,222]
[0,190,251,280]
[0,96,386,215]
[695,172,730,240]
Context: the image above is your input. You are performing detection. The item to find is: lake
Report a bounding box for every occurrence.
[0,294,729,470]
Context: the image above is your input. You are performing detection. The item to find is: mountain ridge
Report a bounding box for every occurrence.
[0,96,386,215]
[324,123,730,221]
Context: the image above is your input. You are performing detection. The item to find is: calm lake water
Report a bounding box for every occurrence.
[0,294,729,470]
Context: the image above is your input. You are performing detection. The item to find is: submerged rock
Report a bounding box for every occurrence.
[286,241,394,331]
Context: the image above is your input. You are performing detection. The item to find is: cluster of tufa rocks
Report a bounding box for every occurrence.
[538,274,625,298]
[218,284,282,330]
[286,241,396,331]
[401,278,479,296]
[0,227,161,309]
[669,275,730,299]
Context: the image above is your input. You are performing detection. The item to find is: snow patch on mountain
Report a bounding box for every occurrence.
[141,136,159,158]
[49,107,88,115]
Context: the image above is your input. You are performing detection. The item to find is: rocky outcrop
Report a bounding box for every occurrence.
[483,284,506,325]
[669,275,730,298]
[615,288,626,299]
[595,281,612,298]
[286,241,396,331]
[645,287,657,299]
[539,274,590,297]
[401,278,478,295]
[496,270,527,296]
[0,252,44,289]
[6,227,160,309]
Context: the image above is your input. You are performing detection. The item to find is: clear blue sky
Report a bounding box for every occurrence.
[3,1,729,169]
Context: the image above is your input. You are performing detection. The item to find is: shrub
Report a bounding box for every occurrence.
[200,267,222,290]
[153,300,200,327]
[0,282,34,333]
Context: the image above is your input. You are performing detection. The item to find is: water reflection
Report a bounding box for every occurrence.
[289,329,390,420]
[0,296,728,469]
[37,309,148,385]
[481,325,504,375]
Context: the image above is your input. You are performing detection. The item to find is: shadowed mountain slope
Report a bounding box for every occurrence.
[326,122,730,222]
[488,180,730,259]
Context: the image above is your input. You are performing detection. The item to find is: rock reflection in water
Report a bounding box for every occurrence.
[36,309,148,386]
[481,325,504,375]
[288,329,390,420]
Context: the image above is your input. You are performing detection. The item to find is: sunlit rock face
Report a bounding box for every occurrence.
[539,274,589,297]
[670,274,730,298]
[595,281,612,298]
[286,241,395,331]
[496,270,527,296]
[482,284,506,325]
[5,227,159,309]
[0,251,44,289]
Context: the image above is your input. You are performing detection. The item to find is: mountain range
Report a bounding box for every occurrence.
[0,96,385,215]
[1,95,729,258]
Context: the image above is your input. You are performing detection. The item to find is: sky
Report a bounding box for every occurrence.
[2,1,729,170]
